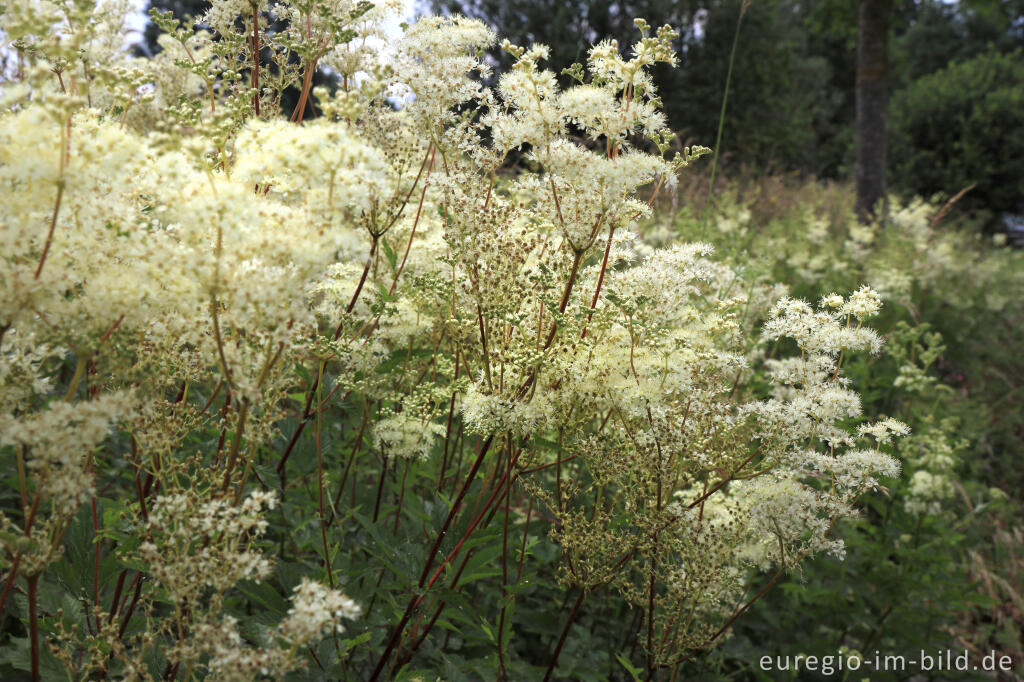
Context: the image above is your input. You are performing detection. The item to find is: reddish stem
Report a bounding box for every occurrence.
[0,555,21,621]
[369,435,496,682]
[581,225,616,340]
[250,4,260,116]
[543,589,586,682]
[27,574,40,682]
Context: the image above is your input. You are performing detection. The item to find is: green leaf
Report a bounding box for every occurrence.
[237,580,289,616]
[615,652,644,681]
[382,237,399,275]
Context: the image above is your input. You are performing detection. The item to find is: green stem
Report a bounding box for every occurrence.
[704,1,748,230]
[221,400,250,493]
[64,352,89,402]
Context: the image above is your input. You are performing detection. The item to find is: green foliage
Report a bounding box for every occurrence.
[676,1,838,173]
[889,49,1024,220]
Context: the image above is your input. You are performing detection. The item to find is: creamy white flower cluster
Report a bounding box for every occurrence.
[0,392,135,516]
[194,578,361,680]
[138,491,277,602]
[374,410,448,461]
[901,416,966,515]
[278,577,363,642]
[555,282,900,653]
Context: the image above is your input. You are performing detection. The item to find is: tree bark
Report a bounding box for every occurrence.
[855,0,893,222]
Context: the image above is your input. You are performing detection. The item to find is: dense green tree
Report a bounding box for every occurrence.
[673,1,837,172]
[889,49,1024,218]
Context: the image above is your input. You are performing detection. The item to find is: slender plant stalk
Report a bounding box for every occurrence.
[315,364,335,588]
[372,453,389,524]
[64,352,88,402]
[250,3,260,116]
[404,548,476,661]
[27,574,40,682]
[0,556,22,627]
[220,399,250,493]
[34,181,65,281]
[117,572,143,639]
[543,589,586,682]
[91,498,101,634]
[704,0,749,228]
[368,434,496,682]
[497,440,514,680]
[277,235,379,476]
[331,401,370,519]
[580,225,616,339]
[393,460,410,534]
[516,494,533,583]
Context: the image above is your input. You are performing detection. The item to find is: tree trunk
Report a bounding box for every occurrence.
[855,0,893,222]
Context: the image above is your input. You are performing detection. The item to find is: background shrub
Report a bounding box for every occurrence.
[889,49,1024,220]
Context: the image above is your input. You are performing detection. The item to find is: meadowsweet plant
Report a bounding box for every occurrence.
[666,176,1023,674]
[1,2,908,679]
